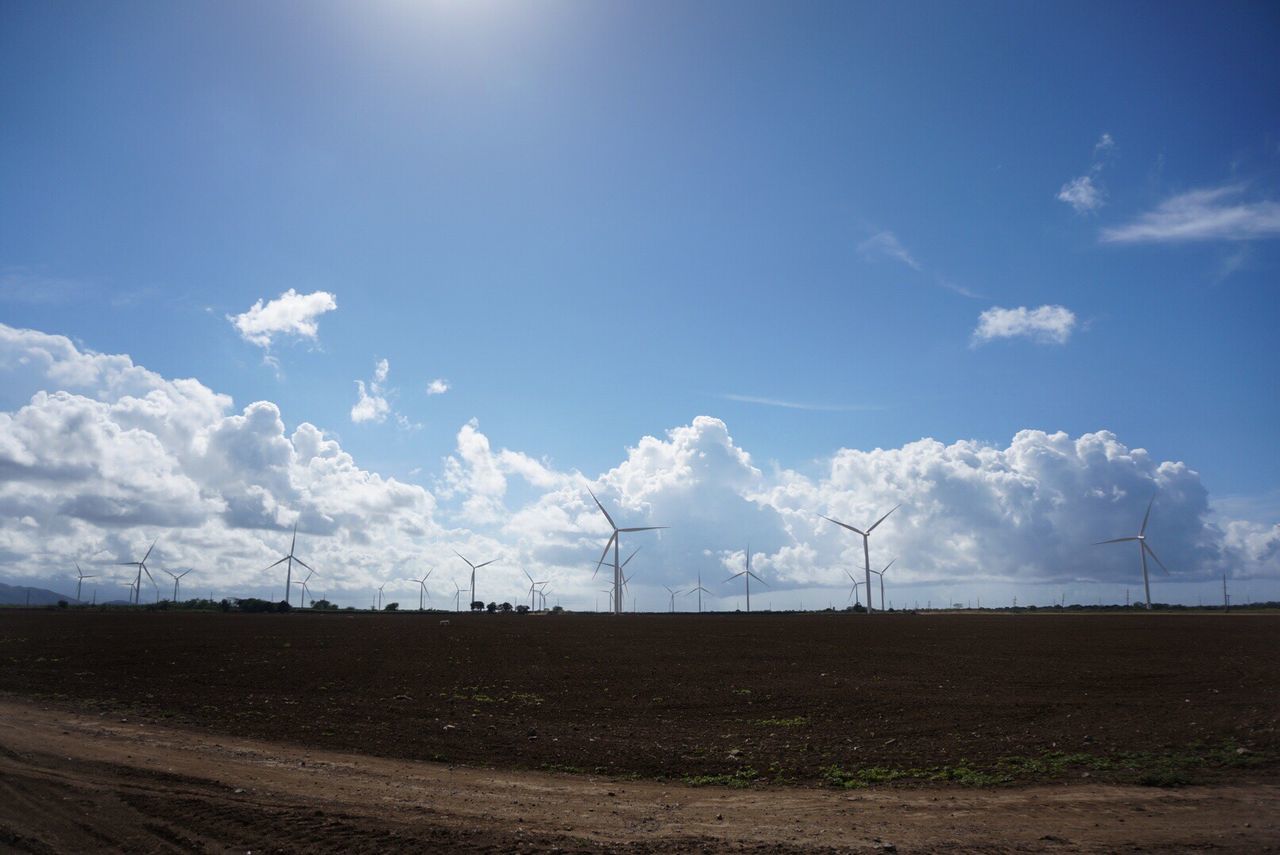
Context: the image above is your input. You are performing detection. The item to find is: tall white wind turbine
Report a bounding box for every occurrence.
[663,585,683,613]
[821,504,899,615]
[844,569,863,608]
[163,568,192,602]
[452,580,465,612]
[596,546,640,613]
[588,488,666,616]
[297,569,317,607]
[1094,495,1171,610]
[412,569,434,610]
[522,568,547,610]
[869,558,895,612]
[74,562,97,603]
[724,545,766,612]
[265,522,312,606]
[454,550,497,609]
[377,581,388,610]
[117,539,157,605]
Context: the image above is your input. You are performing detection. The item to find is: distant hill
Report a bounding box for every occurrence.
[0,581,81,606]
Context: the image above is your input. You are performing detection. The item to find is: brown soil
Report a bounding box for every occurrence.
[1,610,1278,851]
[1,697,1277,853]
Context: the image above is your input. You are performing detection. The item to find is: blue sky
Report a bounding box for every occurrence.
[1,2,1278,608]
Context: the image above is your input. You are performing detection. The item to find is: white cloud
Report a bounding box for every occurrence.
[857,230,922,271]
[0,323,1274,609]
[351,358,391,424]
[1057,175,1105,214]
[1101,184,1280,244]
[426,378,450,395]
[228,289,337,349]
[1058,134,1114,214]
[972,305,1077,346]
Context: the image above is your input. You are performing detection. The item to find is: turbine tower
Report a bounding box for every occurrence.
[452,580,465,612]
[588,488,666,616]
[1094,495,1171,610]
[595,546,640,613]
[820,504,899,614]
[117,539,157,605]
[412,569,433,610]
[377,582,387,610]
[869,558,895,612]
[454,550,496,609]
[686,568,711,613]
[724,545,766,612]
[297,569,317,607]
[74,562,97,603]
[265,522,312,606]
[163,568,192,602]
[523,568,547,610]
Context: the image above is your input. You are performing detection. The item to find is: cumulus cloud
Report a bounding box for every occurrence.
[971,305,1077,346]
[1101,184,1280,243]
[426,378,450,395]
[1058,133,1115,214]
[228,289,337,349]
[351,359,391,424]
[0,323,1274,608]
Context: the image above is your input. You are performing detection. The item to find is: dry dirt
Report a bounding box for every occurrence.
[1,610,1278,851]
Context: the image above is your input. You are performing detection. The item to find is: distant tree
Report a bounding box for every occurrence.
[551,605,564,614]
[311,599,337,610]
[499,602,513,613]
[516,604,530,614]
[57,599,68,609]
[384,602,399,611]
[219,598,232,612]
[276,600,292,613]
[486,602,497,613]
[470,600,485,612]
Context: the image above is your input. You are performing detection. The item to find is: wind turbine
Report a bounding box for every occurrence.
[868,558,895,612]
[724,545,766,612]
[539,587,551,610]
[663,585,683,613]
[163,568,192,602]
[522,568,547,610]
[74,562,96,602]
[297,569,317,607]
[686,568,712,613]
[454,550,496,609]
[412,569,434,610]
[1094,495,1171,610]
[820,504,899,614]
[588,488,666,615]
[844,569,863,608]
[265,522,312,606]
[117,539,157,605]
[377,582,388,610]
[452,580,465,612]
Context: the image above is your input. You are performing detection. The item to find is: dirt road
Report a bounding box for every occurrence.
[1,697,1276,853]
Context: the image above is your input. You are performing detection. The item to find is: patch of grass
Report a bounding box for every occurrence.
[683,766,759,788]
[1136,770,1191,787]
[823,763,1009,789]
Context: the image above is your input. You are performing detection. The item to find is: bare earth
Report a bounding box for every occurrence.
[1,697,1277,853]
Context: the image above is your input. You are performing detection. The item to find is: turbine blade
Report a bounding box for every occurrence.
[867,504,900,533]
[473,559,497,570]
[293,557,314,572]
[1143,542,1172,575]
[593,532,617,578]
[724,572,745,583]
[1140,494,1155,536]
[881,558,896,574]
[620,547,641,569]
[452,549,473,568]
[619,526,667,533]
[1093,537,1139,545]
[587,488,617,531]
[266,556,290,569]
[748,571,768,586]
[820,514,866,536]
[142,539,157,563]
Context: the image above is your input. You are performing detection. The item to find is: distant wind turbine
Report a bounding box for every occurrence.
[163,568,192,602]
[869,558,895,612]
[588,488,666,615]
[297,569,317,608]
[454,550,496,609]
[377,581,388,610]
[1094,495,1171,610]
[820,504,899,614]
[452,580,465,612]
[596,546,641,613]
[117,539,157,605]
[522,568,547,610]
[724,545,766,612]
[663,585,683,613]
[412,569,434,610]
[844,569,863,607]
[74,562,97,603]
[686,568,712,613]
[265,522,312,606]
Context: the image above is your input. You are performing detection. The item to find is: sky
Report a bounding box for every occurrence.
[2,1,1278,609]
